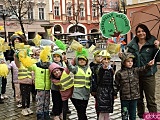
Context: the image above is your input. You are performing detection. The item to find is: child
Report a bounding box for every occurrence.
[32,47,41,61]
[14,52,33,116]
[114,52,154,120]
[27,47,51,120]
[89,50,101,118]
[50,50,65,119]
[63,48,92,120]
[8,54,22,107]
[49,62,74,120]
[96,50,114,120]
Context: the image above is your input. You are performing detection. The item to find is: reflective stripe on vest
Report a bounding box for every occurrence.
[18,63,32,80]
[74,67,91,89]
[54,71,73,91]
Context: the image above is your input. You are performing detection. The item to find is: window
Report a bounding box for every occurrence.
[0,5,3,10]
[39,8,44,20]
[28,8,33,19]
[79,3,84,17]
[54,6,59,16]
[80,8,84,17]
[92,8,96,17]
[54,1,59,16]
[67,7,71,16]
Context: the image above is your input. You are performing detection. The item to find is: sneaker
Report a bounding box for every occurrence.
[53,116,60,120]
[2,94,8,99]
[27,108,33,114]
[21,109,29,116]
[1,95,4,100]
[17,104,22,108]
[50,111,54,116]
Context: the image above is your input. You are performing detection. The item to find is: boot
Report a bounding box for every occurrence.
[44,111,50,120]
[0,99,4,104]
[37,113,44,120]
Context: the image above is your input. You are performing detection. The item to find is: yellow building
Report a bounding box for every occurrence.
[0,0,52,41]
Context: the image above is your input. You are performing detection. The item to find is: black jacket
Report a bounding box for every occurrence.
[96,65,114,113]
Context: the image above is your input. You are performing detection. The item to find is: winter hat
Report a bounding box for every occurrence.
[10,31,27,47]
[10,34,22,42]
[58,49,66,55]
[99,50,111,59]
[76,48,88,61]
[52,50,62,58]
[93,50,101,58]
[121,52,135,64]
[77,55,88,61]
[49,62,64,74]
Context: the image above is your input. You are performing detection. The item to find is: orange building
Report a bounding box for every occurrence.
[49,0,119,39]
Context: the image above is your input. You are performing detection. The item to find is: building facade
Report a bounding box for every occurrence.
[50,0,119,39]
[0,0,51,41]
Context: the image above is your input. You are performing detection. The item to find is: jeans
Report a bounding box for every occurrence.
[121,100,137,120]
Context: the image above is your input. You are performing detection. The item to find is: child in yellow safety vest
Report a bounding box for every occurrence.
[49,62,73,120]
[63,48,92,120]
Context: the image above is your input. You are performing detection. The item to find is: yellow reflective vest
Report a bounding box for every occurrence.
[54,71,73,91]
[18,63,32,80]
[74,67,92,89]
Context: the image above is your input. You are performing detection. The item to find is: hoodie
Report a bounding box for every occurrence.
[49,62,73,101]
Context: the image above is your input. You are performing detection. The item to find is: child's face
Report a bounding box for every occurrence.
[14,38,20,44]
[101,57,110,67]
[35,49,41,56]
[95,55,101,63]
[53,54,61,63]
[78,58,87,66]
[52,68,62,78]
[124,58,133,68]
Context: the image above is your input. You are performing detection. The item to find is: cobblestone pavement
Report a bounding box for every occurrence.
[0,51,160,120]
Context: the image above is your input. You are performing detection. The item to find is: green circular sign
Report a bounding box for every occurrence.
[100,12,131,38]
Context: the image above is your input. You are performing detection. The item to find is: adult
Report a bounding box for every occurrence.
[126,23,160,119]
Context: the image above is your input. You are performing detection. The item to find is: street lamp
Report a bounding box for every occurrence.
[0,9,11,42]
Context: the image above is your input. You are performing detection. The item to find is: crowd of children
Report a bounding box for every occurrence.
[0,31,157,120]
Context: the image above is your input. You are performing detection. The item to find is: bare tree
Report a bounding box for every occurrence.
[3,0,34,37]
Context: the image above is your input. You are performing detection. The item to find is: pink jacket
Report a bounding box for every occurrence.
[8,61,18,84]
[49,62,73,101]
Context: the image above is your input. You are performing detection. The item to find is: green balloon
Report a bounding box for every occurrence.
[100,12,131,38]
